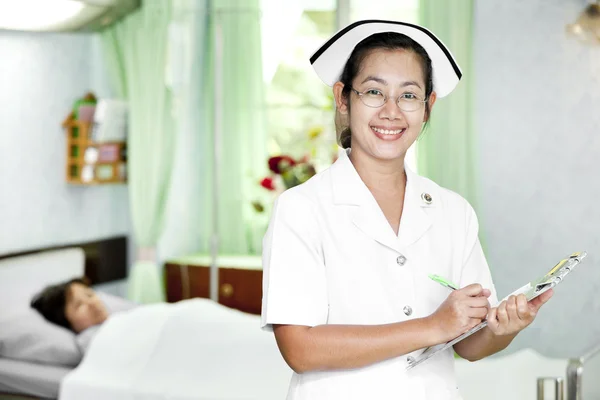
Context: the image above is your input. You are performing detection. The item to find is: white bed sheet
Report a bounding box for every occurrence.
[60,299,292,400]
[0,357,71,399]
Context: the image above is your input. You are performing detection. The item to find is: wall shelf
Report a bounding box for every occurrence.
[63,120,127,185]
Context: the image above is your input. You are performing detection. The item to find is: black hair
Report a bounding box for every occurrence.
[337,32,434,149]
[30,277,90,331]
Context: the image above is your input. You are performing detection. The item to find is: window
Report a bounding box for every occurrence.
[261,0,420,173]
[261,0,338,173]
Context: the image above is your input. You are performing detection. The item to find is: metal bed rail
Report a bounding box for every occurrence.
[535,343,600,400]
[565,343,600,400]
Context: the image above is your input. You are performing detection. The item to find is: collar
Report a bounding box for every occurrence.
[330,149,437,251]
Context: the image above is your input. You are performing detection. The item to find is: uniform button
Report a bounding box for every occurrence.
[421,192,433,204]
[403,305,413,316]
[396,255,407,266]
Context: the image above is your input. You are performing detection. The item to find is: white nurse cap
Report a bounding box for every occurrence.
[310,19,462,98]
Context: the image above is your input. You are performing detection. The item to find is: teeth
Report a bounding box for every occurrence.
[372,127,404,135]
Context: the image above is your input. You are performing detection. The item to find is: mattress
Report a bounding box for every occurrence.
[0,358,71,399]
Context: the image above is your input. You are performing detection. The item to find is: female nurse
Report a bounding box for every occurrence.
[261,20,553,400]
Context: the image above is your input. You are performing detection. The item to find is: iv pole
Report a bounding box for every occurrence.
[210,12,223,302]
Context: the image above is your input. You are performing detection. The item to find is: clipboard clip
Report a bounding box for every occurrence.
[533,251,587,294]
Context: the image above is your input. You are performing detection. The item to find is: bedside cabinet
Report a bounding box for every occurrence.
[164,255,262,315]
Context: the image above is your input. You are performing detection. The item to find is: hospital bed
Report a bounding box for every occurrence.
[0,245,292,400]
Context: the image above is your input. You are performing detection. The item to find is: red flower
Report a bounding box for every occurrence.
[260,177,276,191]
[268,155,296,174]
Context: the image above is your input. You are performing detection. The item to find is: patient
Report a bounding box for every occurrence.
[31,277,109,333]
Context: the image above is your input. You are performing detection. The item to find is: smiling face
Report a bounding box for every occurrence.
[64,283,109,333]
[334,47,436,163]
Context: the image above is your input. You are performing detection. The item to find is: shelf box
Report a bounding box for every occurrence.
[70,145,79,158]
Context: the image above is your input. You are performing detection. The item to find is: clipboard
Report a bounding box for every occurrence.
[406,251,588,371]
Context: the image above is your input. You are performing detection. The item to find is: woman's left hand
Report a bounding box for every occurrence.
[487,290,553,336]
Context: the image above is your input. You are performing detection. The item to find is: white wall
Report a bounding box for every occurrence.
[474,0,600,359]
[0,31,131,261]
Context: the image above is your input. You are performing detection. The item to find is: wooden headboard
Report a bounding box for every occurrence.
[0,236,128,285]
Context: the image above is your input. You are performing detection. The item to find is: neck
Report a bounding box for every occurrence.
[348,148,407,195]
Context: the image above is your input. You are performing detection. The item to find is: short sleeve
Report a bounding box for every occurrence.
[459,203,499,306]
[261,190,328,331]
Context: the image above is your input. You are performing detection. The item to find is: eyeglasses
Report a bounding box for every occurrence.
[349,87,428,112]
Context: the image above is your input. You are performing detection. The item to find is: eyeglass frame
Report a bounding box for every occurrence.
[348,86,429,112]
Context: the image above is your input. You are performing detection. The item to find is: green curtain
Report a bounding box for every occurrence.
[100,0,176,303]
[417,0,480,211]
[157,0,212,261]
[203,0,268,255]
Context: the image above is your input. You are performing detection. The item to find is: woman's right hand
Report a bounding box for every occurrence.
[427,284,491,343]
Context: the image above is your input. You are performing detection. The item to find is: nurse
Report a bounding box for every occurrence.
[261,20,553,399]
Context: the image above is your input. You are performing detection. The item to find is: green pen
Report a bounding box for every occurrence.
[428,274,459,291]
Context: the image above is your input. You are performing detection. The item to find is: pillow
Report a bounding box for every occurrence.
[0,310,82,367]
[0,292,137,367]
[76,325,101,354]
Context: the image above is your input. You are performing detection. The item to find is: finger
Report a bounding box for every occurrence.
[516,294,529,320]
[487,307,499,330]
[460,283,484,297]
[467,306,489,320]
[466,296,492,308]
[497,300,509,326]
[506,295,518,323]
[529,289,554,312]
[480,288,491,298]
[468,318,483,329]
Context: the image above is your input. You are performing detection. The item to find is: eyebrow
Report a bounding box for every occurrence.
[360,76,387,85]
[360,76,422,89]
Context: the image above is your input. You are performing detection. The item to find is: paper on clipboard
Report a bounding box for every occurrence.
[406,251,588,371]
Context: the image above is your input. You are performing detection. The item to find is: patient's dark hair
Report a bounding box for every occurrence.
[30,277,90,330]
[337,32,434,149]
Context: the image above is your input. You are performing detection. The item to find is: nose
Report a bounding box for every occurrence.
[83,297,97,308]
[378,96,403,120]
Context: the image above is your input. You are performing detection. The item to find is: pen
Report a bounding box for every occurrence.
[428,274,459,291]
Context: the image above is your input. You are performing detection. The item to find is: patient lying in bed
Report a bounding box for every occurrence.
[0,276,137,375]
[56,293,292,400]
[21,277,293,399]
[26,278,292,400]
[31,277,110,333]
